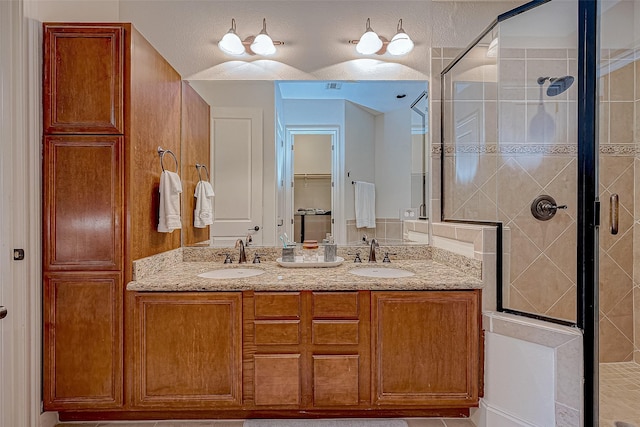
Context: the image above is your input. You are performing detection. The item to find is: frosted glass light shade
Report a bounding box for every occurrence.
[356,30,383,55]
[250,33,276,56]
[218,32,245,55]
[387,32,414,56]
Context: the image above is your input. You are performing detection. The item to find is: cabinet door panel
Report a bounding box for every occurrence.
[254,354,301,406]
[372,291,480,406]
[43,25,124,134]
[133,293,242,408]
[313,355,359,406]
[43,135,123,270]
[43,273,123,409]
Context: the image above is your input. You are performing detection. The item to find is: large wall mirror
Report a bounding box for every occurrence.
[187,80,429,247]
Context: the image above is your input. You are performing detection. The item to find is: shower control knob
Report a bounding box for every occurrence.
[531,195,567,221]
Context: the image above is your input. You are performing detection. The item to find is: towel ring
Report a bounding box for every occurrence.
[158,147,178,172]
[195,164,210,182]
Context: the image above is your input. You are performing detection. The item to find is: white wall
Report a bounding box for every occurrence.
[375,108,412,218]
[294,134,332,175]
[344,101,376,220]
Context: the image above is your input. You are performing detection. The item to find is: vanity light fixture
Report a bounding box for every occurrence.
[217,18,283,56]
[350,18,414,56]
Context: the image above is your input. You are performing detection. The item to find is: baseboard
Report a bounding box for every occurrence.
[39,411,58,427]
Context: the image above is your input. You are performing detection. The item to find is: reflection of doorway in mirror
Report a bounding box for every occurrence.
[293,134,333,243]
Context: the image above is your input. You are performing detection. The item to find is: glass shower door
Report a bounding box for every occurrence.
[442,0,579,324]
[598,2,640,425]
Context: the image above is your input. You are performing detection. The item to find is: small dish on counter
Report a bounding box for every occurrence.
[276,256,344,268]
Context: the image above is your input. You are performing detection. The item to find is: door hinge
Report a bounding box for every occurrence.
[594,200,601,228]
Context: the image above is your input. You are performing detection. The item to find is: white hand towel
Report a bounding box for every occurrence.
[355,181,376,229]
[158,170,183,233]
[194,180,215,228]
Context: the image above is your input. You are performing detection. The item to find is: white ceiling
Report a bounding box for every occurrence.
[277,80,428,113]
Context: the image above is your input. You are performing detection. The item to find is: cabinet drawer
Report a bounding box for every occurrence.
[312,292,359,318]
[312,320,359,345]
[255,320,300,345]
[254,292,300,318]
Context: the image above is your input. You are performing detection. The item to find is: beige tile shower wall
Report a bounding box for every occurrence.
[598,55,637,363]
[441,46,579,323]
[495,48,578,324]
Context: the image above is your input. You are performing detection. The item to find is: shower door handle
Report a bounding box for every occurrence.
[610,193,619,235]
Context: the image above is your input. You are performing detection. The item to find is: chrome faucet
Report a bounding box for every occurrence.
[235,239,247,264]
[368,238,379,263]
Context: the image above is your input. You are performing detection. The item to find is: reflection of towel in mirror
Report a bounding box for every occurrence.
[194,181,215,228]
[158,171,183,233]
[355,181,376,228]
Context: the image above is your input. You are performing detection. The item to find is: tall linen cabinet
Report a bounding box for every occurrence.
[42,23,184,410]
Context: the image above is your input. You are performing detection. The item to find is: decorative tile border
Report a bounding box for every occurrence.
[436,143,640,156]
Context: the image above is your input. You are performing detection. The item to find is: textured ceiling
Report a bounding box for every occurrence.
[118,0,525,80]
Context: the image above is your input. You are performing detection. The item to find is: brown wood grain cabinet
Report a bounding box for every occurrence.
[43,272,123,409]
[131,293,242,409]
[42,22,191,411]
[372,290,482,408]
[60,289,481,420]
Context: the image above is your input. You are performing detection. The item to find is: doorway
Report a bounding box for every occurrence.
[284,127,340,245]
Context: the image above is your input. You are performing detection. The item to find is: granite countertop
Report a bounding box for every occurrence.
[127,258,483,292]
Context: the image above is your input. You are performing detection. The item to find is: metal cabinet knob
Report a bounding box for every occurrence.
[0,306,7,320]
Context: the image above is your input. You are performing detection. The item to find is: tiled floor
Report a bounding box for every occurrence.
[55,418,476,427]
[600,362,640,427]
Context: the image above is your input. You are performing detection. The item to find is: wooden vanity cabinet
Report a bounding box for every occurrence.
[372,290,482,408]
[131,292,242,408]
[43,22,184,411]
[65,288,481,419]
[243,291,371,410]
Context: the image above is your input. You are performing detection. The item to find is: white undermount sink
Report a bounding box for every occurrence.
[348,267,415,278]
[198,268,265,279]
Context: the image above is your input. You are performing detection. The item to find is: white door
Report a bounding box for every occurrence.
[210,107,263,246]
